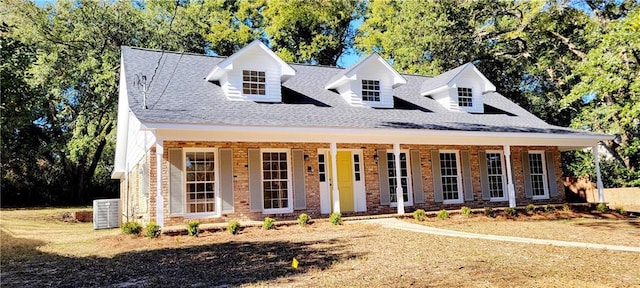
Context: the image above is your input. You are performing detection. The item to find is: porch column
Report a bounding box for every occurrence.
[593,145,605,203]
[330,142,341,214]
[394,143,405,214]
[155,137,164,227]
[503,145,516,208]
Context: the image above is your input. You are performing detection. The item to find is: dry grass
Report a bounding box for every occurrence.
[418,211,640,247]
[1,207,639,287]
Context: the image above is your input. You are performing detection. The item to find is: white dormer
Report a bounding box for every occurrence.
[206,40,296,102]
[420,63,496,113]
[325,53,406,108]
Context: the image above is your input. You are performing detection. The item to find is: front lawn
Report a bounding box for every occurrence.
[1,208,638,287]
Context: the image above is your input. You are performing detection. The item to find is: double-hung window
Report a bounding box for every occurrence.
[440,151,463,204]
[485,151,507,201]
[242,70,266,95]
[528,151,549,199]
[261,150,292,213]
[362,80,381,102]
[387,152,411,205]
[457,87,473,107]
[185,150,217,214]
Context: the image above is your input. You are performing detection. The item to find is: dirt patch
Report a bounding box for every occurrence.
[1,208,639,287]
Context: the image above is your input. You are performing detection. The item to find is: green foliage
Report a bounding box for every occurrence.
[436,209,449,220]
[504,207,517,217]
[545,204,556,213]
[614,206,626,215]
[413,209,426,221]
[297,213,311,227]
[187,220,200,237]
[227,220,240,235]
[264,0,366,66]
[526,204,536,214]
[596,203,608,213]
[329,213,341,225]
[460,206,472,218]
[483,207,495,218]
[121,221,142,235]
[262,217,276,230]
[562,203,572,212]
[145,221,161,238]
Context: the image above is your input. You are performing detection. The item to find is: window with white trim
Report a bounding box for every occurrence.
[185,150,216,214]
[242,70,266,95]
[528,152,548,198]
[440,151,463,203]
[457,87,473,107]
[353,154,361,181]
[485,152,506,200]
[318,153,326,182]
[362,80,380,102]
[387,152,410,204]
[262,150,291,211]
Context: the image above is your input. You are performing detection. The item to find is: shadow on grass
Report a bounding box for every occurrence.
[1,231,364,287]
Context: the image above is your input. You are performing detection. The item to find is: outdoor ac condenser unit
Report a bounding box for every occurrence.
[93,199,120,229]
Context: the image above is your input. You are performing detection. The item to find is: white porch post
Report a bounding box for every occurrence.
[330,142,341,214]
[394,143,405,214]
[503,145,516,208]
[155,137,164,227]
[593,145,605,203]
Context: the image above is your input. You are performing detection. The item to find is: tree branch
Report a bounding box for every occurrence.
[547,31,587,61]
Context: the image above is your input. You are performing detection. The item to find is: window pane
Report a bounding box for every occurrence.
[186,150,216,213]
[263,151,289,210]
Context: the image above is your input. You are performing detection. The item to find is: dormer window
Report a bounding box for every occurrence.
[457,87,472,107]
[242,70,266,95]
[362,80,381,102]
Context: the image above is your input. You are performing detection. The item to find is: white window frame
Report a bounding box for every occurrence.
[485,150,507,202]
[260,149,293,214]
[439,150,464,204]
[386,150,413,207]
[242,70,266,96]
[362,79,381,102]
[183,148,220,218]
[528,150,549,200]
[457,87,473,107]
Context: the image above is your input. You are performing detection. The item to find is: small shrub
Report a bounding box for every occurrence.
[413,209,426,221]
[121,221,142,235]
[596,203,608,213]
[436,209,449,220]
[145,221,161,238]
[483,207,495,218]
[227,220,240,235]
[614,206,626,215]
[297,213,311,227]
[187,220,200,237]
[329,212,341,225]
[505,207,517,217]
[525,204,536,214]
[545,204,556,213]
[562,203,572,212]
[460,206,472,218]
[263,217,276,230]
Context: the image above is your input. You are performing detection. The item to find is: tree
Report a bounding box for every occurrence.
[263,0,365,65]
[1,0,207,204]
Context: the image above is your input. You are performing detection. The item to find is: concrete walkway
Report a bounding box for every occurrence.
[352,218,640,253]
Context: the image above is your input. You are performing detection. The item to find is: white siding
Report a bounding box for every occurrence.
[335,59,395,108]
[453,68,485,113]
[126,113,155,173]
[221,51,283,103]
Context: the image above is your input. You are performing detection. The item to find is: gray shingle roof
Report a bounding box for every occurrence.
[121,46,594,135]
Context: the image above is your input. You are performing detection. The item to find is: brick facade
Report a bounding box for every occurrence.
[130,141,564,226]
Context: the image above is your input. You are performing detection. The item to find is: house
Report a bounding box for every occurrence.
[112,40,609,227]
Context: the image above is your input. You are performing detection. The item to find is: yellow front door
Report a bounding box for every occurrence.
[329,151,354,212]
